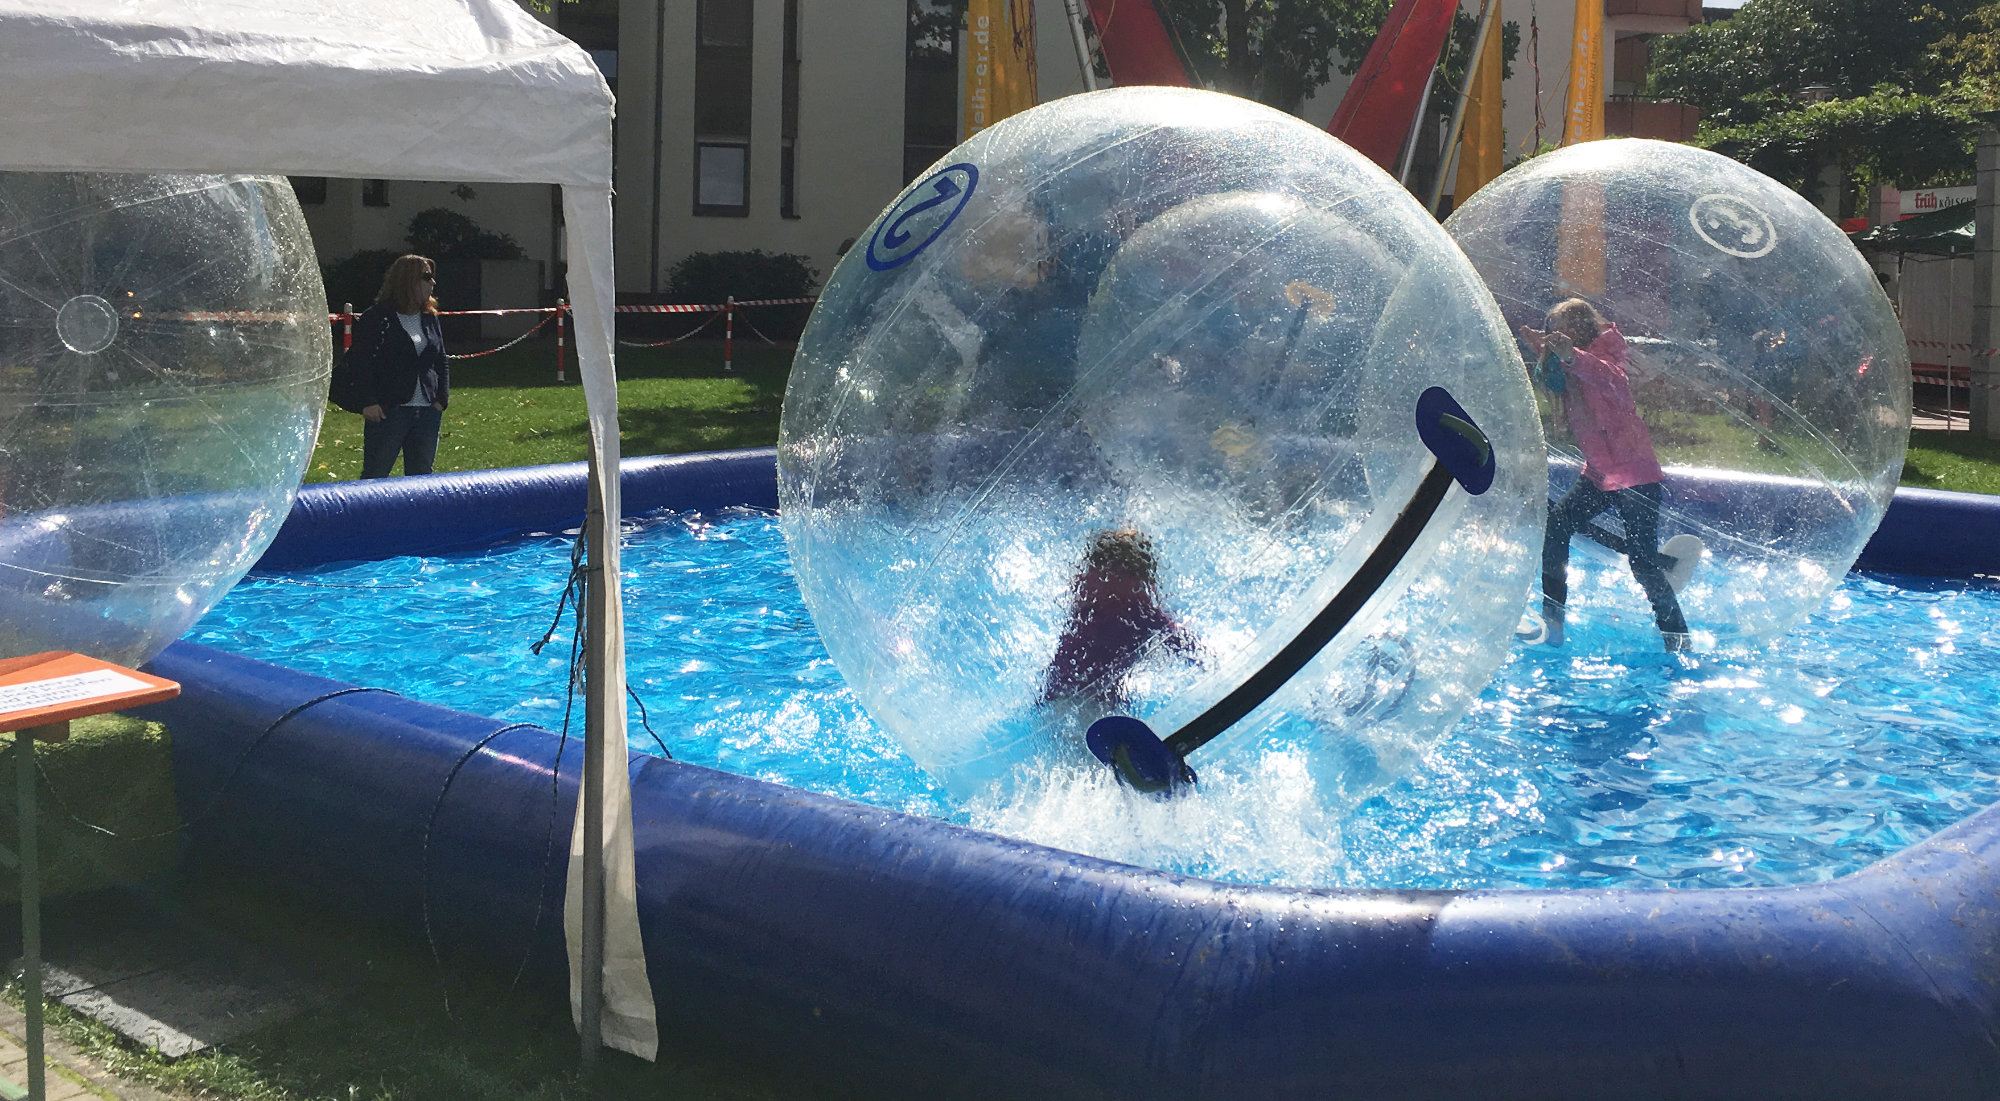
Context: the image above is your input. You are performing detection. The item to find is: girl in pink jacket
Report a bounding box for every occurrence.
[1524,298,1691,652]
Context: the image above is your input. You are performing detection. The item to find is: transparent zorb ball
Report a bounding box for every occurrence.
[0,174,330,666]
[780,88,1544,815]
[1447,139,1909,654]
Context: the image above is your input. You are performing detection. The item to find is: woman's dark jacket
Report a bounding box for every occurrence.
[352,301,449,410]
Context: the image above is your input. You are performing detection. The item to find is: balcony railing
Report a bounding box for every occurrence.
[1605,97,1699,141]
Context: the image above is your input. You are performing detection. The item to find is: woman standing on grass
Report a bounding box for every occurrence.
[352,254,450,478]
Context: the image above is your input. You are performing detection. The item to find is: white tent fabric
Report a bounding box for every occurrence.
[0,0,656,1060]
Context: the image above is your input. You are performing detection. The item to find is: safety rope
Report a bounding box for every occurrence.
[20,685,400,843]
[735,311,787,347]
[1529,0,1544,151]
[444,311,555,360]
[616,309,721,349]
[419,720,542,1015]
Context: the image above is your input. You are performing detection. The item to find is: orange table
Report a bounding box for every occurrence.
[0,653,177,1101]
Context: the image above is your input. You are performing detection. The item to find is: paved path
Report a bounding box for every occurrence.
[0,999,178,1101]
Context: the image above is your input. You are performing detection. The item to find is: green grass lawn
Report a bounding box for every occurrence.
[1901,428,2000,495]
[323,340,2000,498]
[307,338,791,482]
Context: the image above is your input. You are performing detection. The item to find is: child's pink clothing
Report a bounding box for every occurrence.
[1043,572,1197,707]
[1561,324,1663,491]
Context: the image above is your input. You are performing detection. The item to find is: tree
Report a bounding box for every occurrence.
[1157,0,1392,110]
[1645,0,1986,198]
[1156,0,1517,120]
[1699,85,1980,193]
[1647,0,1977,127]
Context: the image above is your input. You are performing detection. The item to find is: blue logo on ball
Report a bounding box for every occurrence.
[867,163,978,272]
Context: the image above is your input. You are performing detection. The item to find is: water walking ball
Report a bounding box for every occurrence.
[1445,140,1910,653]
[0,173,330,667]
[779,87,1546,806]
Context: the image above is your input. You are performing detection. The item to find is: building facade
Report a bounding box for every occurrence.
[297,0,1703,309]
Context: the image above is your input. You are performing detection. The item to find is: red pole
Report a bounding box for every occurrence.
[342,303,353,352]
[725,296,736,372]
[556,300,567,383]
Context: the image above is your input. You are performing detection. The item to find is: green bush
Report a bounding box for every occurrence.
[664,249,818,304]
[321,247,401,312]
[405,207,527,262]
[662,249,820,341]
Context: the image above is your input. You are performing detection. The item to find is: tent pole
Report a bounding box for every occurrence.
[1429,0,1496,213]
[648,0,667,293]
[579,454,609,1072]
[1397,67,1438,186]
[1063,0,1100,90]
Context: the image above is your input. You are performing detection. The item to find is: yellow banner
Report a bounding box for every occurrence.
[964,0,1039,137]
[1563,0,1603,145]
[1454,0,1504,204]
[1555,180,1607,297]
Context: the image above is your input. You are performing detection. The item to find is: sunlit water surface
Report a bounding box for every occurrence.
[188,508,2000,890]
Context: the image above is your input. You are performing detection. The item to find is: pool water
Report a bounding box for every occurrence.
[187,508,2000,891]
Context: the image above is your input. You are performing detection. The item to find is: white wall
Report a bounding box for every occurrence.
[1500,0,1576,161]
[1901,255,1972,380]
[618,0,908,293]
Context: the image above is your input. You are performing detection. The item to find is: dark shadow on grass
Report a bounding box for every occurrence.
[52,866,817,1101]
[525,342,792,458]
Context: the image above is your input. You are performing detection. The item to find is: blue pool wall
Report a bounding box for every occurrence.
[137,449,2000,1099]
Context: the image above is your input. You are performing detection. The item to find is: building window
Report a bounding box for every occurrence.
[699,0,751,47]
[697,142,750,210]
[695,0,753,217]
[780,0,800,218]
[361,179,389,207]
[288,176,328,205]
[904,0,959,184]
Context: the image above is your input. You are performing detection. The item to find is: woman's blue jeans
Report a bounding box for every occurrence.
[361,405,442,478]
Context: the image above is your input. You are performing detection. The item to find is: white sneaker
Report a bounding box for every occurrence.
[1660,534,1704,594]
[1515,611,1547,645]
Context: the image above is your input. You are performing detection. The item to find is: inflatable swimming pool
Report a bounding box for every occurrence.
[140,449,2000,1098]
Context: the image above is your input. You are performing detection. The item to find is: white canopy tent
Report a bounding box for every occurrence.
[0,0,655,1061]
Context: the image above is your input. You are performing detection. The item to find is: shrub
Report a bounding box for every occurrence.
[664,249,818,304]
[405,207,526,261]
[661,250,820,341]
[320,247,401,311]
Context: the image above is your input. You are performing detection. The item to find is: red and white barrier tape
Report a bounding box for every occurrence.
[314,297,813,323]
[322,306,558,324]
[164,310,322,323]
[613,296,815,313]
[1908,339,2000,356]
[613,303,715,314]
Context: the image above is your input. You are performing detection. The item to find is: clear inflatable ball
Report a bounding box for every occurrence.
[1446,139,1910,653]
[780,88,1545,810]
[0,173,330,667]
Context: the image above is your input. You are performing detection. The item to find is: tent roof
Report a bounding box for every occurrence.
[0,0,611,186]
[1851,201,1973,258]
